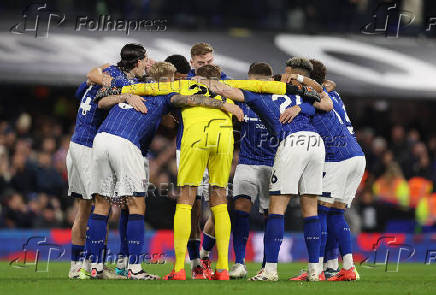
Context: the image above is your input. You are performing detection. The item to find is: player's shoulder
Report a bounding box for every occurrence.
[102,65,119,75]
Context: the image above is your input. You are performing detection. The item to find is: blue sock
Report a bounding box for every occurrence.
[264,214,284,263]
[202,233,216,252]
[262,213,268,268]
[71,244,84,262]
[303,215,321,264]
[187,239,201,260]
[318,205,329,260]
[119,209,129,258]
[87,214,108,264]
[127,214,144,265]
[325,227,339,264]
[329,208,352,257]
[232,210,250,264]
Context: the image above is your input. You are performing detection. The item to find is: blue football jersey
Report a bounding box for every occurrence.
[311,91,363,162]
[70,65,139,148]
[98,94,177,155]
[242,90,317,141]
[237,102,277,167]
[328,90,355,136]
[70,83,106,148]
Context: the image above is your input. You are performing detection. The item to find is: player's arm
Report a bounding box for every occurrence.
[281,73,323,93]
[279,102,316,124]
[313,91,333,111]
[170,94,244,121]
[87,63,112,87]
[98,93,147,114]
[121,81,185,96]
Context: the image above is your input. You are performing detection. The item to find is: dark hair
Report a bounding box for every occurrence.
[165,55,191,74]
[196,64,221,79]
[272,74,282,81]
[248,62,273,77]
[117,43,146,72]
[285,57,313,73]
[309,59,327,84]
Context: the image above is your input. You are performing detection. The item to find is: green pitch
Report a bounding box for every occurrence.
[0,262,435,295]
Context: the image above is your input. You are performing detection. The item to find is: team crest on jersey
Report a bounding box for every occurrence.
[80,97,92,115]
[118,102,134,109]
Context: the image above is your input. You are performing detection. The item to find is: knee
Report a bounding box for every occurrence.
[127,197,145,215]
[94,195,110,215]
[234,197,251,213]
[209,186,227,207]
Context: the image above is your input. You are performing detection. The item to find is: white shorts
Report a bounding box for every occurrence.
[66,141,93,200]
[233,164,273,214]
[270,131,325,195]
[143,156,150,190]
[318,156,366,207]
[176,149,209,201]
[90,132,148,199]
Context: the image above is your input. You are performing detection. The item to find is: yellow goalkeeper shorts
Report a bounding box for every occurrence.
[177,119,234,188]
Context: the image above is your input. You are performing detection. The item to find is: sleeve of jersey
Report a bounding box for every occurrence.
[224,80,287,94]
[121,80,192,96]
[74,82,88,100]
[299,103,315,116]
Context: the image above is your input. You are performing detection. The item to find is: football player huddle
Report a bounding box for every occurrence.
[67,42,364,282]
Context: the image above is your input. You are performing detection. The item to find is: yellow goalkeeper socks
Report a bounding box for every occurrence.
[174,203,192,272]
[211,203,231,270]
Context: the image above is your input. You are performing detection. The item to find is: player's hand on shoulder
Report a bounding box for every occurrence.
[280,105,301,124]
[222,103,244,122]
[126,94,147,114]
[280,73,298,84]
[301,86,321,102]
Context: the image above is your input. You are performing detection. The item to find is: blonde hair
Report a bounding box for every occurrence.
[191,42,214,57]
[148,61,176,81]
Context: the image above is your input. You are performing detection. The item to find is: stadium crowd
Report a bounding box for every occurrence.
[1,101,435,232]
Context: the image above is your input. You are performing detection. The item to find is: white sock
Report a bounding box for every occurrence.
[308,263,320,276]
[191,258,200,269]
[264,262,277,273]
[116,256,128,269]
[318,257,324,273]
[200,248,210,259]
[128,263,142,273]
[326,258,339,270]
[91,262,103,272]
[343,254,354,270]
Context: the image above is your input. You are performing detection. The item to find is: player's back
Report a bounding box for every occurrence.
[98,94,175,153]
[328,90,355,136]
[311,107,363,162]
[238,102,277,167]
[241,91,316,141]
[71,82,105,147]
[175,82,234,150]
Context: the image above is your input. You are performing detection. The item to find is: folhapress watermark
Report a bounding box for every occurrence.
[10,2,167,38]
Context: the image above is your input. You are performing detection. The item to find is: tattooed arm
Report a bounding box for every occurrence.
[94,87,122,102]
[170,94,244,121]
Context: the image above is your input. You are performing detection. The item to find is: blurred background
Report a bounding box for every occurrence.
[1,0,436,262]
